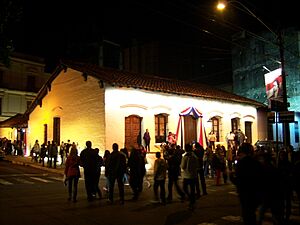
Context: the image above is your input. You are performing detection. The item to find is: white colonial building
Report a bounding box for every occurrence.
[24,61,267,160]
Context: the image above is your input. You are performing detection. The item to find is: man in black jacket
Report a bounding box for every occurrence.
[230,143,263,225]
[105,143,127,204]
[80,141,98,201]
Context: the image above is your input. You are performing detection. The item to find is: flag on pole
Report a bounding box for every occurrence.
[264,68,283,103]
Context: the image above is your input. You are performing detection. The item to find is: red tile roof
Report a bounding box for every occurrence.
[26,60,266,115]
[62,61,266,107]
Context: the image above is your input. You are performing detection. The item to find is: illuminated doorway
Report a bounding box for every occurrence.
[184,115,197,145]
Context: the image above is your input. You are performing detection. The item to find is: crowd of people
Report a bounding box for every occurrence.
[29,139,75,169]
[66,137,300,224]
[0,137,24,156]
[2,134,300,224]
[63,140,209,210]
[230,143,300,225]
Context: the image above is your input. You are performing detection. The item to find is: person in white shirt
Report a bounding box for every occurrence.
[226,131,235,148]
[32,140,41,162]
[208,131,216,150]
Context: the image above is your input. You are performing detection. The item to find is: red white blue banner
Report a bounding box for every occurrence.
[180,106,203,118]
[175,107,204,146]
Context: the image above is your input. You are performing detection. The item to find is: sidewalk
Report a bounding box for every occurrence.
[3,155,154,177]
[4,155,65,175]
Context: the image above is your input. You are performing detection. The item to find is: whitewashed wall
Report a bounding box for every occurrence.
[105,87,259,151]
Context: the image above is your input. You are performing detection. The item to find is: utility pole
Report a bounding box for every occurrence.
[278,31,290,146]
[216,0,291,147]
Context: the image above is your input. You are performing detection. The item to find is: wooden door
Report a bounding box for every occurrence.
[245,121,252,144]
[53,117,60,145]
[125,115,142,149]
[184,115,197,145]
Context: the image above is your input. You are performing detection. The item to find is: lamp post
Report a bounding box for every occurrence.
[216,0,290,146]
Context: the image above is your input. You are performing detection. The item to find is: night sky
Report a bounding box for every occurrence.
[4,0,298,83]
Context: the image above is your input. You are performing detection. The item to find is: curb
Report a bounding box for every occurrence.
[5,157,65,175]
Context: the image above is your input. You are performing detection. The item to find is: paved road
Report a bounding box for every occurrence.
[1,156,300,225]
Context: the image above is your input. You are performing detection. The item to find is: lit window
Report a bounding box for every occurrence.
[211,117,220,142]
[155,114,167,143]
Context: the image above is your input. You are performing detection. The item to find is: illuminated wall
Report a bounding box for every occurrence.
[104,87,260,150]
[27,69,105,153]
[27,67,262,157]
[0,127,15,140]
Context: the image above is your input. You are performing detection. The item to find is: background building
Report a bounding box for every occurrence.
[231,27,300,149]
[122,40,232,86]
[0,52,50,141]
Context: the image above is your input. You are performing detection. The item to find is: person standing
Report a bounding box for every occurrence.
[120,148,130,186]
[166,146,185,202]
[277,150,293,223]
[230,143,264,225]
[208,131,216,150]
[32,140,40,163]
[226,145,234,172]
[167,132,176,145]
[59,141,65,165]
[128,148,146,200]
[95,148,103,199]
[47,141,53,168]
[181,143,199,210]
[226,131,235,148]
[51,141,58,169]
[138,146,147,193]
[80,141,98,201]
[236,129,245,147]
[65,140,71,158]
[105,143,127,204]
[143,129,151,152]
[153,151,167,205]
[193,142,207,198]
[255,151,284,225]
[64,145,81,202]
[103,150,111,194]
[40,143,47,167]
[212,145,223,186]
[204,147,214,178]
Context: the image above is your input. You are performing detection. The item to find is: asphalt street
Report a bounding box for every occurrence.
[1,156,300,225]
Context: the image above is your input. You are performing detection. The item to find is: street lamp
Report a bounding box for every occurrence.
[216,0,290,146]
[216,1,277,36]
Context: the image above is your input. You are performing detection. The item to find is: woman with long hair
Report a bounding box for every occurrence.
[64,145,81,202]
